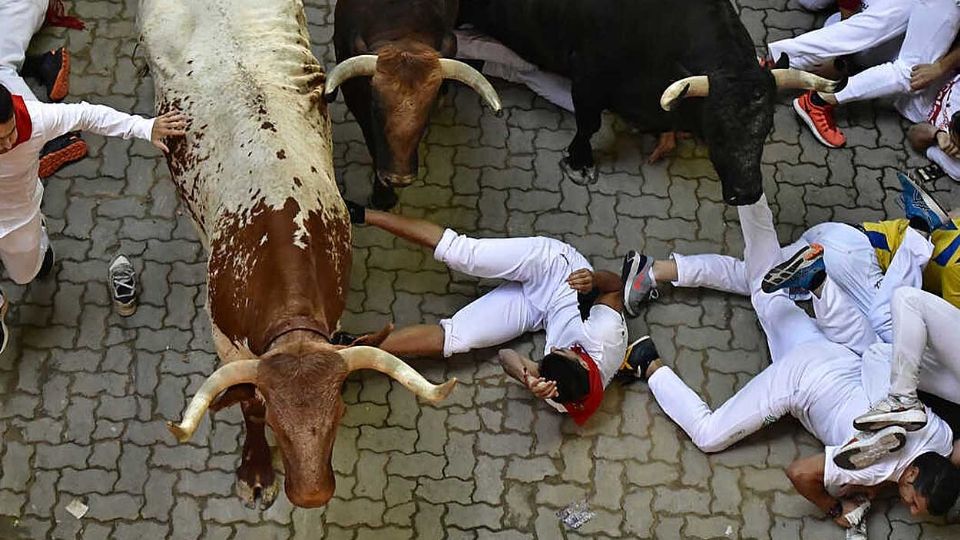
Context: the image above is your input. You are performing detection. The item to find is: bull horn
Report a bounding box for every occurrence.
[166,360,260,443]
[439,58,502,114]
[772,69,843,93]
[340,346,457,403]
[325,55,378,96]
[660,76,709,111]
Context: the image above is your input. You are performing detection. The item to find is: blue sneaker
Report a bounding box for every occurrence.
[621,251,658,318]
[761,243,825,294]
[899,171,949,232]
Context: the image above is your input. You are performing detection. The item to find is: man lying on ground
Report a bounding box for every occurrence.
[345,202,630,425]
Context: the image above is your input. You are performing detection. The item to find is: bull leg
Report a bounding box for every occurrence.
[561,77,604,186]
[236,400,280,509]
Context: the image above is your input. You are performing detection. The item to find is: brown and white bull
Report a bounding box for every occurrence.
[138,0,456,508]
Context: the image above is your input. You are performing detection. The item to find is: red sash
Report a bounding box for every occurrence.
[562,345,604,426]
[10,95,32,149]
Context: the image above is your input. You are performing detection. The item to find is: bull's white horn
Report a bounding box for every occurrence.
[325,55,378,96]
[166,360,260,443]
[340,346,457,403]
[439,58,502,114]
[772,69,842,93]
[660,76,709,111]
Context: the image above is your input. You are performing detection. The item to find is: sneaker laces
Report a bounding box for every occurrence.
[112,265,136,297]
[809,98,839,132]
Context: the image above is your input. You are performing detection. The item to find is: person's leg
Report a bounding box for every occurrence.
[867,227,932,342]
[0,212,46,285]
[890,287,960,400]
[0,0,47,100]
[647,361,796,453]
[670,253,750,296]
[811,276,879,355]
[926,147,960,182]
[377,325,446,358]
[768,0,912,71]
[365,209,446,251]
[832,0,960,104]
[803,222,884,316]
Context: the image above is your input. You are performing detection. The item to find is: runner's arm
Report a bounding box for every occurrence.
[787,454,842,515]
[567,269,624,312]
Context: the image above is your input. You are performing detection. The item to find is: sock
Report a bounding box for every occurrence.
[344,200,366,224]
[810,91,829,107]
[807,269,826,292]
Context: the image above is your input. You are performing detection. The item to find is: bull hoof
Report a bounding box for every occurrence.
[560,158,599,186]
[236,474,281,510]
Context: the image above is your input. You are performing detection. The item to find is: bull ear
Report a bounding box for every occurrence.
[209,383,257,411]
[774,53,790,69]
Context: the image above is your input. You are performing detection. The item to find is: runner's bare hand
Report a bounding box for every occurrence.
[936,130,960,158]
[524,371,558,399]
[910,63,945,91]
[151,110,188,153]
[566,269,594,293]
[647,131,677,164]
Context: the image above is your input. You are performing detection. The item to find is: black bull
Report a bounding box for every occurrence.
[458,0,840,206]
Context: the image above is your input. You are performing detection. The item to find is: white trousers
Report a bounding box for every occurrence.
[454,29,574,112]
[434,229,588,357]
[0,211,47,284]
[649,197,830,452]
[768,0,914,71]
[889,287,960,403]
[0,0,47,101]
[836,0,960,103]
[926,146,960,182]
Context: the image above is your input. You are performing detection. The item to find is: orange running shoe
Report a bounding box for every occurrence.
[24,48,70,102]
[39,132,87,178]
[793,90,846,148]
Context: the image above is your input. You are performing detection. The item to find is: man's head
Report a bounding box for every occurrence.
[897,452,960,517]
[0,84,17,155]
[539,348,590,404]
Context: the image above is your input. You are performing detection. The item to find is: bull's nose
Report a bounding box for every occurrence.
[727,189,763,206]
[377,171,417,187]
[286,483,335,508]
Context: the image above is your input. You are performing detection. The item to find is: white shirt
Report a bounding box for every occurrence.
[928,74,960,133]
[814,343,955,491]
[0,100,154,237]
[545,302,628,386]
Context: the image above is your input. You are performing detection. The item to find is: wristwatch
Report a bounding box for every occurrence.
[826,501,843,519]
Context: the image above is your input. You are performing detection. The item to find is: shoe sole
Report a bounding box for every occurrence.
[761,244,824,293]
[621,250,641,318]
[39,140,88,179]
[793,98,844,149]
[48,49,70,102]
[900,172,950,226]
[834,428,907,471]
[114,300,137,317]
[0,295,8,356]
[853,409,927,432]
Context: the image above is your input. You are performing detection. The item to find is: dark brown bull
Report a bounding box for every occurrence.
[327,0,502,209]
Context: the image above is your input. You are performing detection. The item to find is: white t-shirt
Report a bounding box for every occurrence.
[0,99,154,237]
[545,302,628,387]
[927,75,960,132]
[816,343,955,491]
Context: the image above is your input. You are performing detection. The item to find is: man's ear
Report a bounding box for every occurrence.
[904,465,920,483]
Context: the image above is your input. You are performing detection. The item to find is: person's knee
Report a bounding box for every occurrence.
[690,428,734,454]
[893,286,925,311]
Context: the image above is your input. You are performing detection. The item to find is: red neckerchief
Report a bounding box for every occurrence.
[10,95,32,149]
[562,345,604,426]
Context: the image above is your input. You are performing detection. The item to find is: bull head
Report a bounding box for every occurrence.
[167,345,456,507]
[325,41,501,192]
[658,64,845,206]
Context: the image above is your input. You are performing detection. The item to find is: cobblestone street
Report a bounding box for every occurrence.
[1,0,959,538]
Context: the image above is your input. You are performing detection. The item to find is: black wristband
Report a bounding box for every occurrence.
[826,501,843,519]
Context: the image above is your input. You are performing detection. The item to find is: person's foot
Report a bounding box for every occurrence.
[616,335,659,383]
[39,132,87,178]
[912,163,946,184]
[844,500,870,540]
[899,171,949,233]
[621,251,658,318]
[35,244,55,280]
[761,243,826,294]
[853,394,927,432]
[793,90,846,148]
[0,288,8,356]
[833,425,908,471]
[23,47,70,102]
[109,255,138,317]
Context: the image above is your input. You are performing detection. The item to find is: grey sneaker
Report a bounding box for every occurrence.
[109,255,138,316]
[853,394,927,432]
[621,251,658,317]
[0,288,8,356]
[833,425,908,471]
[844,500,870,540]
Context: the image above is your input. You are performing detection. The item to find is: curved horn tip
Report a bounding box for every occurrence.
[427,378,458,403]
[166,421,192,443]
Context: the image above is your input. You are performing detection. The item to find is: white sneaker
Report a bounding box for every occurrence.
[854,395,927,432]
[0,288,8,355]
[834,426,908,471]
[109,255,138,317]
[844,500,870,540]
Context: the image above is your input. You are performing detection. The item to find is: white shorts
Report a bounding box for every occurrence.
[0,211,47,285]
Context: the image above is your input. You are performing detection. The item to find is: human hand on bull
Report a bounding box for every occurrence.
[151,110,189,153]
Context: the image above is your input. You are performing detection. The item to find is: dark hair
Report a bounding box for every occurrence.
[0,85,12,124]
[539,352,589,404]
[911,452,960,516]
[950,111,960,140]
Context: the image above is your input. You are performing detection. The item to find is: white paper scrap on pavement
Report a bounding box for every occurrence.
[65,499,88,519]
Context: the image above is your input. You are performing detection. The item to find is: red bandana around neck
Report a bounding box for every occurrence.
[562,345,605,426]
[10,95,32,149]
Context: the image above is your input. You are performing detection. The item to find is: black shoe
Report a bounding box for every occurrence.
[330,331,360,346]
[913,163,946,184]
[615,335,659,383]
[0,288,8,356]
[23,47,70,102]
[39,132,87,178]
[344,200,366,224]
[35,245,55,280]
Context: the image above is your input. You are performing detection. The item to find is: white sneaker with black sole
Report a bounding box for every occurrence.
[853,394,927,432]
[109,255,138,316]
[833,425,908,471]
